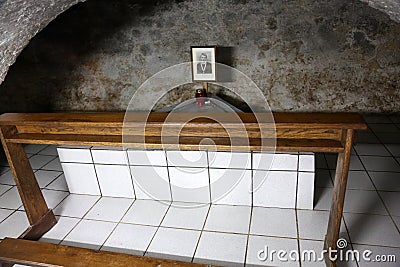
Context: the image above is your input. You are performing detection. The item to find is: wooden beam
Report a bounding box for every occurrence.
[0,238,211,267]
[324,129,354,267]
[0,126,53,226]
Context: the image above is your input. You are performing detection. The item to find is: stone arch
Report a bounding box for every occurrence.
[0,0,399,86]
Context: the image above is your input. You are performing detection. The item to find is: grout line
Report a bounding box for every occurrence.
[89,148,103,196]
[164,150,174,202]
[295,154,302,267]
[191,203,211,263]
[352,147,400,234]
[243,204,253,267]
[99,198,136,251]
[125,150,137,199]
[206,151,212,203]
[143,201,172,256]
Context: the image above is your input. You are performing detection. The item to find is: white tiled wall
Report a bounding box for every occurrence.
[57,147,315,209]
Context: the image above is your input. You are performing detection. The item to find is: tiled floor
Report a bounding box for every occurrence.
[0,114,399,266]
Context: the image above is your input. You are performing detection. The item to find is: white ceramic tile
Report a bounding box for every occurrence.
[298,209,348,241]
[0,153,8,167]
[360,156,400,172]
[161,202,209,230]
[208,151,251,169]
[169,167,210,203]
[0,211,29,239]
[62,219,116,250]
[54,194,100,217]
[0,166,10,176]
[246,235,299,267]
[57,147,93,163]
[121,199,170,226]
[298,240,326,267]
[315,153,328,169]
[166,150,207,167]
[369,123,399,133]
[363,114,392,124]
[127,150,167,166]
[0,208,13,222]
[46,174,69,191]
[389,114,400,123]
[354,143,391,156]
[325,154,364,171]
[204,205,250,234]
[297,172,315,209]
[61,163,100,195]
[35,170,62,188]
[209,168,251,206]
[91,149,128,165]
[102,223,157,255]
[24,144,48,154]
[330,170,374,190]
[41,189,69,209]
[299,240,358,267]
[0,187,22,209]
[356,132,380,144]
[130,166,171,201]
[0,184,12,197]
[0,170,15,185]
[353,244,400,267]
[85,197,133,222]
[313,187,333,211]
[95,165,135,198]
[194,231,247,266]
[315,169,333,188]
[41,157,63,171]
[392,216,400,229]
[29,155,56,169]
[253,153,298,171]
[299,154,315,172]
[377,133,400,144]
[379,191,400,216]
[343,190,387,215]
[38,145,59,156]
[40,216,80,244]
[344,213,400,247]
[250,207,297,238]
[385,144,400,157]
[253,171,297,208]
[146,227,201,261]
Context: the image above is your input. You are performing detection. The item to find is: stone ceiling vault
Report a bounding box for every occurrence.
[0,0,399,85]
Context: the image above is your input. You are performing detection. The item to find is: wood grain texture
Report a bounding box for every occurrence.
[6,134,344,152]
[0,112,367,130]
[0,238,211,267]
[19,209,57,241]
[0,112,367,267]
[324,129,355,267]
[0,126,52,225]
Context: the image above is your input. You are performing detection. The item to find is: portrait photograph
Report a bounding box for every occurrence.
[191,46,216,81]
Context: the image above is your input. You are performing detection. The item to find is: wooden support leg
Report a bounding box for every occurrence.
[0,126,56,240]
[324,129,354,267]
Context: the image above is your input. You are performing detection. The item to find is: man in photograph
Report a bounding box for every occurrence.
[197,53,212,74]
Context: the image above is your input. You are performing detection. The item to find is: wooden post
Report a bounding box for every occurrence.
[202,82,208,94]
[0,126,56,240]
[324,129,354,267]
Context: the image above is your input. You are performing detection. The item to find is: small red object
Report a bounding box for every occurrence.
[195,89,207,107]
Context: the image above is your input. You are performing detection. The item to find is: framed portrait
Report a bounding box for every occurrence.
[191,46,216,81]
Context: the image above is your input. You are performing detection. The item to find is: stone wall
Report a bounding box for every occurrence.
[0,0,399,113]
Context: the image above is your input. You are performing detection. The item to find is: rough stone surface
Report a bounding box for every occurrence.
[361,0,400,23]
[0,0,399,112]
[0,0,86,83]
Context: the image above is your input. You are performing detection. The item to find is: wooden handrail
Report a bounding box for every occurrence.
[0,112,367,267]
